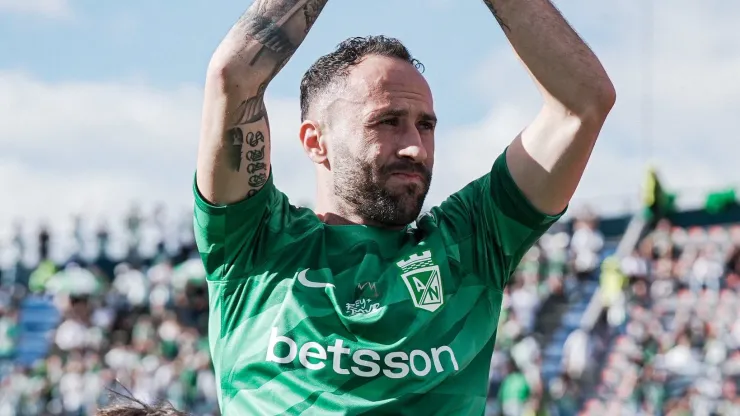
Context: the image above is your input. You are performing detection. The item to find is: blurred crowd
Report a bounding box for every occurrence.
[0,207,220,416]
[487,216,607,416]
[584,220,740,416]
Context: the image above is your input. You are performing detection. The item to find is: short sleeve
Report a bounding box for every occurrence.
[432,148,565,291]
[193,172,285,281]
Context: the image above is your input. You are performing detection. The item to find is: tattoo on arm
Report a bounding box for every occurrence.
[482,0,510,32]
[225,127,244,171]
[234,84,268,125]
[239,0,328,67]
[222,125,268,182]
[223,91,264,173]
[242,14,297,66]
[303,0,327,34]
[245,135,268,188]
[221,0,329,192]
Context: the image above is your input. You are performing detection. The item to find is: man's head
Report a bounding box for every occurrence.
[299,36,436,227]
[97,392,187,416]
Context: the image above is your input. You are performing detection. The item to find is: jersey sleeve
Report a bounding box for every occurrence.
[432,148,564,291]
[193,172,286,281]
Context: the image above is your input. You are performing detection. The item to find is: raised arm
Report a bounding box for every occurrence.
[482,0,616,215]
[197,0,329,205]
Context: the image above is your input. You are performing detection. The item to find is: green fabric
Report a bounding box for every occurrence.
[643,167,676,220]
[28,260,56,293]
[705,188,737,214]
[193,150,562,415]
[498,372,530,403]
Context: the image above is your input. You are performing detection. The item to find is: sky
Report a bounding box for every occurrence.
[1,0,739,235]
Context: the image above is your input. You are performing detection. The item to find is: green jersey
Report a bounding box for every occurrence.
[193,150,562,415]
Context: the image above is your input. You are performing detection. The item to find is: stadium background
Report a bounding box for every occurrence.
[1,0,739,415]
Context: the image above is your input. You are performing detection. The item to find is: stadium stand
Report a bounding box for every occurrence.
[1,194,740,415]
[580,220,740,416]
[0,208,219,415]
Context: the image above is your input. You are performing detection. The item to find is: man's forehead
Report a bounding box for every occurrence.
[343,55,431,99]
[318,56,433,120]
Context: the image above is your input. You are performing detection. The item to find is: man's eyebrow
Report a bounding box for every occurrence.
[368,108,438,123]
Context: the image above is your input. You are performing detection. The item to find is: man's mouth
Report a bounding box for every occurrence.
[391,172,424,181]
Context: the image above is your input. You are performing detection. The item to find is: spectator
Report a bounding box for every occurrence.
[591,220,740,414]
[562,326,592,381]
[498,360,532,416]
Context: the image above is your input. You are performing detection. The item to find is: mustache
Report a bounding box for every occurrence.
[381,160,432,181]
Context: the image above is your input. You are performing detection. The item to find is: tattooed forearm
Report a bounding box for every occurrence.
[303,0,327,34]
[482,0,510,32]
[201,1,330,203]
[241,15,295,56]
[217,0,329,182]
[236,0,329,67]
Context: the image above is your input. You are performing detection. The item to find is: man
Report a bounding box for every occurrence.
[194,0,614,414]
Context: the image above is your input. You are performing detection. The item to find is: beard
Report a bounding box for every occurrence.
[333,146,432,227]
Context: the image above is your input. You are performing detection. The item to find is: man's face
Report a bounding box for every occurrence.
[324,55,436,227]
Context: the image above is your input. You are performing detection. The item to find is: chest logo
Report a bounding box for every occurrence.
[296,268,334,289]
[396,250,444,312]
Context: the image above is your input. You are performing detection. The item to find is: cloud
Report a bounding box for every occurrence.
[0,71,314,229]
[0,0,72,18]
[1,0,739,237]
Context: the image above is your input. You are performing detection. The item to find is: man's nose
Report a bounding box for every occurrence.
[396,131,428,164]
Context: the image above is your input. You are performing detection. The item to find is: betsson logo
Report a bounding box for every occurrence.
[266,327,459,378]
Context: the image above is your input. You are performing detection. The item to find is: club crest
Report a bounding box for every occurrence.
[396,251,444,312]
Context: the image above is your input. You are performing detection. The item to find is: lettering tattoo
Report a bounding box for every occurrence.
[243,134,267,192]
[247,162,267,174]
[482,0,510,32]
[248,173,268,188]
[247,146,265,162]
[246,131,265,147]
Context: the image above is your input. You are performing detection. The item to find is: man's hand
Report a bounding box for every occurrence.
[482,0,616,215]
[196,0,329,205]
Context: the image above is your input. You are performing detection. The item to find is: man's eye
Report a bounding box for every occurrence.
[381,118,399,126]
[419,122,435,130]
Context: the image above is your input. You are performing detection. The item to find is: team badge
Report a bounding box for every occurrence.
[396,250,444,312]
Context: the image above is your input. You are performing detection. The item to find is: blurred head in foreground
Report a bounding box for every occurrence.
[97,388,187,416]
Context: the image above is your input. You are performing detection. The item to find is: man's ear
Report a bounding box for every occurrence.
[299,119,328,164]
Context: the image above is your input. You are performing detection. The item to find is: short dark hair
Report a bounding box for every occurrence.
[299,35,424,121]
[97,399,187,416]
[97,386,188,416]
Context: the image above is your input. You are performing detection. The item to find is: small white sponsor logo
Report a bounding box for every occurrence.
[296,268,334,289]
[345,298,381,316]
